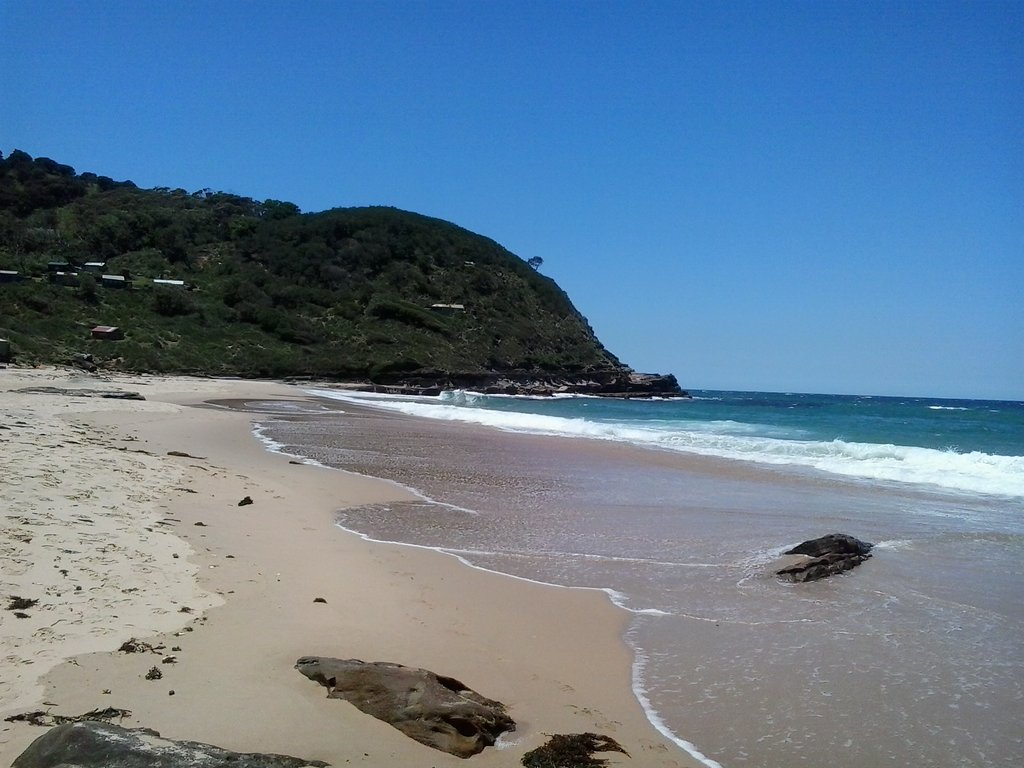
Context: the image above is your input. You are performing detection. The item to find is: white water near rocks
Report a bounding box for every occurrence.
[247,394,1023,768]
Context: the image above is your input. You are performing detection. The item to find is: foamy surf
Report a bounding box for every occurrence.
[305,389,1024,498]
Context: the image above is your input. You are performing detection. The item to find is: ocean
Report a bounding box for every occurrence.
[253,389,1024,768]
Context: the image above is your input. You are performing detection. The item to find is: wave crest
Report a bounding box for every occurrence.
[305,389,1024,498]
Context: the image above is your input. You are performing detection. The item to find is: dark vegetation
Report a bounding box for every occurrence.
[3,706,132,727]
[521,733,629,767]
[0,149,623,380]
[6,596,39,611]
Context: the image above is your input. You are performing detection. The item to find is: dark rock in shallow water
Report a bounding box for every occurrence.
[10,720,328,768]
[777,533,874,583]
[295,656,514,758]
[777,551,871,582]
[784,533,873,558]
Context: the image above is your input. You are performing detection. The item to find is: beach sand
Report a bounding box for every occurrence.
[0,367,697,767]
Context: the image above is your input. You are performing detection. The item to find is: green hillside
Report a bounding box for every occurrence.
[0,149,637,384]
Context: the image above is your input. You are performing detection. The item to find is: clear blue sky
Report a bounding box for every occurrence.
[2,1,1021,399]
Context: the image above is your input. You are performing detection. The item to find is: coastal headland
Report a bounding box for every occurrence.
[0,366,698,767]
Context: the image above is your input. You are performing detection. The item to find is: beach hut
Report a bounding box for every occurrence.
[152,278,187,288]
[47,261,71,272]
[0,338,10,362]
[101,274,131,289]
[49,271,80,287]
[91,325,124,341]
[83,262,106,273]
[0,270,22,284]
[429,303,466,315]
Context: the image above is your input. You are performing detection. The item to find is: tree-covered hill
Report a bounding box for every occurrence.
[0,149,681,394]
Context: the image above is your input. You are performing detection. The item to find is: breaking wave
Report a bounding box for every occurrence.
[306,389,1024,498]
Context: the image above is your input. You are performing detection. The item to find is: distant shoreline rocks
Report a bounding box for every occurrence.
[345,369,691,399]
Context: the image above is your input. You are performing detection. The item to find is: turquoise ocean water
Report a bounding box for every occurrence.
[255,388,1024,768]
[349,389,1024,497]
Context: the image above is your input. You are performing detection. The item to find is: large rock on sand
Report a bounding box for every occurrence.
[295,656,514,758]
[777,533,874,583]
[11,720,327,768]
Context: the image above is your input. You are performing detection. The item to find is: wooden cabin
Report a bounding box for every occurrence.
[101,274,131,289]
[91,326,125,341]
[429,303,466,315]
[49,271,80,287]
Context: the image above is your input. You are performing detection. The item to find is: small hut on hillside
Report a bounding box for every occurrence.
[429,303,466,315]
[91,326,124,341]
[101,274,131,289]
[49,271,80,287]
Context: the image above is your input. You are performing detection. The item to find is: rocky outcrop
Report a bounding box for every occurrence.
[10,720,328,768]
[777,533,874,583]
[362,369,690,399]
[295,656,514,758]
[15,386,145,400]
[784,533,873,558]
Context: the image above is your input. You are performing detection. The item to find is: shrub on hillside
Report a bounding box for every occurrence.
[153,287,197,316]
[365,298,449,334]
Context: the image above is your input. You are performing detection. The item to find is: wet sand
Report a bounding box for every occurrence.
[0,368,697,767]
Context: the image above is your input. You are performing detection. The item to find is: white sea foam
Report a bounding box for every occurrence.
[630,646,726,768]
[251,423,328,468]
[305,389,1024,498]
[251,423,480,515]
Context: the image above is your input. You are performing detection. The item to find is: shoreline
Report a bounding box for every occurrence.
[0,368,699,767]
[248,394,737,768]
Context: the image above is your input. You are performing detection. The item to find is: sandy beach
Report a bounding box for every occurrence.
[0,367,697,767]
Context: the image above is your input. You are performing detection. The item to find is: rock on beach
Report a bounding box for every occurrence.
[10,720,328,768]
[776,533,874,583]
[295,656,515,757]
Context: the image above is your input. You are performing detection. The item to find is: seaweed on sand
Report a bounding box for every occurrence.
[4,707,131,727]
[522,733,629,767]
[6,596,38,611]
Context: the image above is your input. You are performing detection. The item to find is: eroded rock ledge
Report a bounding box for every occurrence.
[295,656,514,758]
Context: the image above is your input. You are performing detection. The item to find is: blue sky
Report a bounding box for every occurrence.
[2,1,1021,399]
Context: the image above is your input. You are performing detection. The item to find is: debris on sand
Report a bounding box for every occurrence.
[521,733,630,767]
[4,706,131,727]
[7,596,39,611]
